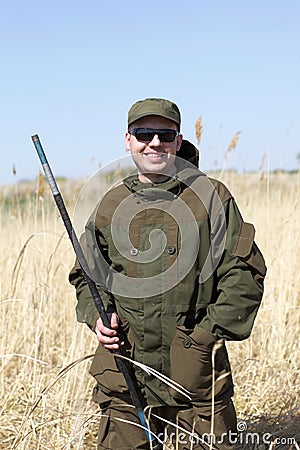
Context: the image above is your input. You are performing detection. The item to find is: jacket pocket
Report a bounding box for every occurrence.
[232,222,267,285]
[169,326,233,402]
[89,321,134,395]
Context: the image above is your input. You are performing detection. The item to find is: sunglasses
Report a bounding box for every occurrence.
[129,128,179,143]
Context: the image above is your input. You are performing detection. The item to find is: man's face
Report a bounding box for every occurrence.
[125,115,182,183]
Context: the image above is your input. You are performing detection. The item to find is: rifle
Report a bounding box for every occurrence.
[31,134,161,449]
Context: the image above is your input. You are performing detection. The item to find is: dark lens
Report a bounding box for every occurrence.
[135,130,155,141]
[158,131,177,142]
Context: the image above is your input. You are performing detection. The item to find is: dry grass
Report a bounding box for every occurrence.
[0,171,299,449]
[219,170,300,449]
[0,181,100,449]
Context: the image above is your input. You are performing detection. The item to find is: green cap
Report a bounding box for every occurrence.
[128,98,181,130]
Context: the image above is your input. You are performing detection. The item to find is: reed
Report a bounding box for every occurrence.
[195,116,203,146]
[220,131,241,178]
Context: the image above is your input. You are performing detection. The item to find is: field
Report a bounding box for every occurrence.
[1,170,299,449]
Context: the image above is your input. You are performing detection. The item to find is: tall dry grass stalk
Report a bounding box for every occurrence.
[0,172,299,449]
[36,172,45,199]
[195,116,203,146]
[258,152,267,181]
[220,131,241,178]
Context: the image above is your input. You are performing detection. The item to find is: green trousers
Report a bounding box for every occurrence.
[97,395,237,450]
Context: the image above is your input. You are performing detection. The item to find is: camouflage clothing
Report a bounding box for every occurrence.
[69,150,266,448]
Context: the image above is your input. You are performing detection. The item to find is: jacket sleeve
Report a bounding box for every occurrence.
[69,224,116,331]
[199,197,267,341]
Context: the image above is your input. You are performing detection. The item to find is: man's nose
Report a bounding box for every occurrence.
[149,134,161,146]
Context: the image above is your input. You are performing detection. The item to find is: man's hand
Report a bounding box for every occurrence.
[95,313,124,350]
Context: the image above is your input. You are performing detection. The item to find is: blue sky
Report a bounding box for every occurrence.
[1,0,299,185]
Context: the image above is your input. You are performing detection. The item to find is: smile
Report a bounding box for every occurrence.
[143,153,166,158]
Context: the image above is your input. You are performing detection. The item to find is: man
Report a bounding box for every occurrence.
[69,98,266,449]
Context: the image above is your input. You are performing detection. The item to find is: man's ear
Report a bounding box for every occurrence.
[176,134,183,152]
[125,131,131,150]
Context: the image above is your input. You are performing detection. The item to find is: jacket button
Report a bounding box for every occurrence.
[167,246,176,255]
[130,247,139,256]
[183,338,191,348]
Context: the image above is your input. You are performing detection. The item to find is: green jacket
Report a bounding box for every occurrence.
[69,161,266,407]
